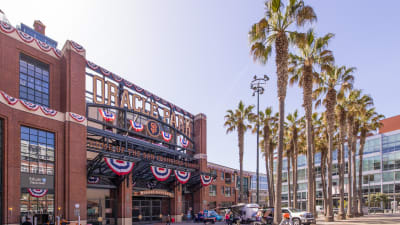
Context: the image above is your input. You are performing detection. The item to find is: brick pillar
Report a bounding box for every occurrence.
[116,174,132,225]
[61,41,87,224]
[193,113,207,213]
[171,184,183,222]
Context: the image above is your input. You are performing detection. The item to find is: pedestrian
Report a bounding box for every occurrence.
[228,211,234,225]
[166,214,171,225]
[225,211,230,224]
[279,213,292,225]
[22,218,32,225]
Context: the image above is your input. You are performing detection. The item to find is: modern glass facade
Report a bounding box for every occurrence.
[275,130,400,210]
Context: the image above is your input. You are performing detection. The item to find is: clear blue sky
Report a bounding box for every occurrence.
[2,0,400,172]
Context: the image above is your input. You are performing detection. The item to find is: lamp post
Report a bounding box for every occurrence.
[250,75,269,204]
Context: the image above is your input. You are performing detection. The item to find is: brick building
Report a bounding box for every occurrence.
[0,14,214,225]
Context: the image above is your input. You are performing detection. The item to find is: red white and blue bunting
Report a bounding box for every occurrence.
[0,91,18,105]
[40,106,57,116]
[104,157,134,176]
[130,120,144,132]
[180,137,189,148]
[161,131,172,142]
[151,166,172,181]
[174,170,191,184]
[98,108,115,122]
[28,188,48,198]
[19,100,39,111]
[88,176,100,184]
[69,112,86,123]
[70,40,85,52]
[200,175,213,186]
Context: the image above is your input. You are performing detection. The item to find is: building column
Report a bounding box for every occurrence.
[116,174,132,225]
[193,113,207,212]
[61,41,87,224]
[171,184,183,222]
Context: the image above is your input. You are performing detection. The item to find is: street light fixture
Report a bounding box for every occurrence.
[250,74,269,205]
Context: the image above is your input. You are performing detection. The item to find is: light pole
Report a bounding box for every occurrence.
[251,75,269,205]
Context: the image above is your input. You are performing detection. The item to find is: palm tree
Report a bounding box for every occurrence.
[249,1,316,223]
[289,29,334,215]
[357,107,384,215]
[224,101,255,202]
[286,110,301,208]
[257,107,278,207]
[314,65,354,221]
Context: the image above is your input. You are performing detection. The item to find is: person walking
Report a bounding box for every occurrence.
[279,213,292,225]
[166,214,171,225]
[22,218,32,225]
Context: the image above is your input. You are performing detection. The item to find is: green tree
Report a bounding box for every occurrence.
[249,1,316,223]
[289,29,334,216]
[314,65,354,220]
[224,101,255,202]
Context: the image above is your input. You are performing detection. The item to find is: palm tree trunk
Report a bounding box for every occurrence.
[358,134,366,216]
[302,64,314,217]
[321,150,327,217]
[269,142,275,206]
[287,154,292,208]
[346,117,354,218]
[338,110,346,219]
[264,128,273,207]
[325,89,336,221]
[273,32,289,225]
[238,125,244,202]
[352,141,357,216]
[292,146,298,208]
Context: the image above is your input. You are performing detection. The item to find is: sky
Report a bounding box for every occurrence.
[2,0,400,173]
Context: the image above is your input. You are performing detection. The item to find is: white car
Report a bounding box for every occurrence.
[282,208,315,225]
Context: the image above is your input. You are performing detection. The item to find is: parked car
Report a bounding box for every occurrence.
[368,207,384,213]
[207,210,223,222]
[282,208,315,225]
[230,203,260,224]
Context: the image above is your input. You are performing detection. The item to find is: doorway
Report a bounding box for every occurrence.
[132,197,163,223]
[87,188,117,225]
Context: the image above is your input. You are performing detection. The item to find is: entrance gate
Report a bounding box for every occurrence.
[132,197,162,223]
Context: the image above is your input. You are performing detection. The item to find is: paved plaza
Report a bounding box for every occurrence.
[151,213,400,225]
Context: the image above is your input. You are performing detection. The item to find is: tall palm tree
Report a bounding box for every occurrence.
[286,110,301,208]
[257,107,278,207]
[249,1,316,223]
[289,29,334,215]
[314,65,354,221]
[224,101,255,202]
[357,107,384,215]
[284,130,292,208]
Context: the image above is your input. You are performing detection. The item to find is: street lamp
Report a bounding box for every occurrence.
[250,74,269,204]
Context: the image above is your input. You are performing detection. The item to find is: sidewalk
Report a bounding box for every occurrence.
[316,213,400,225]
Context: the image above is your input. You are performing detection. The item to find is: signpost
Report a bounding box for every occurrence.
[74,204,80,225]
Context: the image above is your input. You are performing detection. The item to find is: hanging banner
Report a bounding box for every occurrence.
[200,175,213,186]
[28,188,48,198]
[130,120,144,132]
[174,170,191,184]
[98,108,115,122]
[161,131,172,142]
[180,136,189,148]
[88,176,100,184]
[150,166,172,181]
[104,157,134,176]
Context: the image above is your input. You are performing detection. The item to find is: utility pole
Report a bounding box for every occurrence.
[250,75,269,204]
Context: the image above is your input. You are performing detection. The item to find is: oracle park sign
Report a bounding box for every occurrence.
[85,60,194,148]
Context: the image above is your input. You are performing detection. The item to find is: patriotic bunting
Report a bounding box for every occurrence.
[70,40,85,52]
[19,100,39,111]
[104,157,134,176]
[98,108,116,122]
[35,39,51,52]
[100,67,111,77]
[87,60,99,70]
[180,137,189,148]
[200,175,213,186]
[28,188,48,198]
[88,176,100,184]
[161,131,172,142]
[52,48,62,58]
[0,91,18,105]
[174,170,191,184]
[112,73,123,82]
[151,166,172,181]
[0,21,15,33]
[69,112,86,122]
[40,106,57,116]
[130,120,144,132]
[17,30,34,43]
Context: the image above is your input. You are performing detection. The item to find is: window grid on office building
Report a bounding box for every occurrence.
[19,53,50,107]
